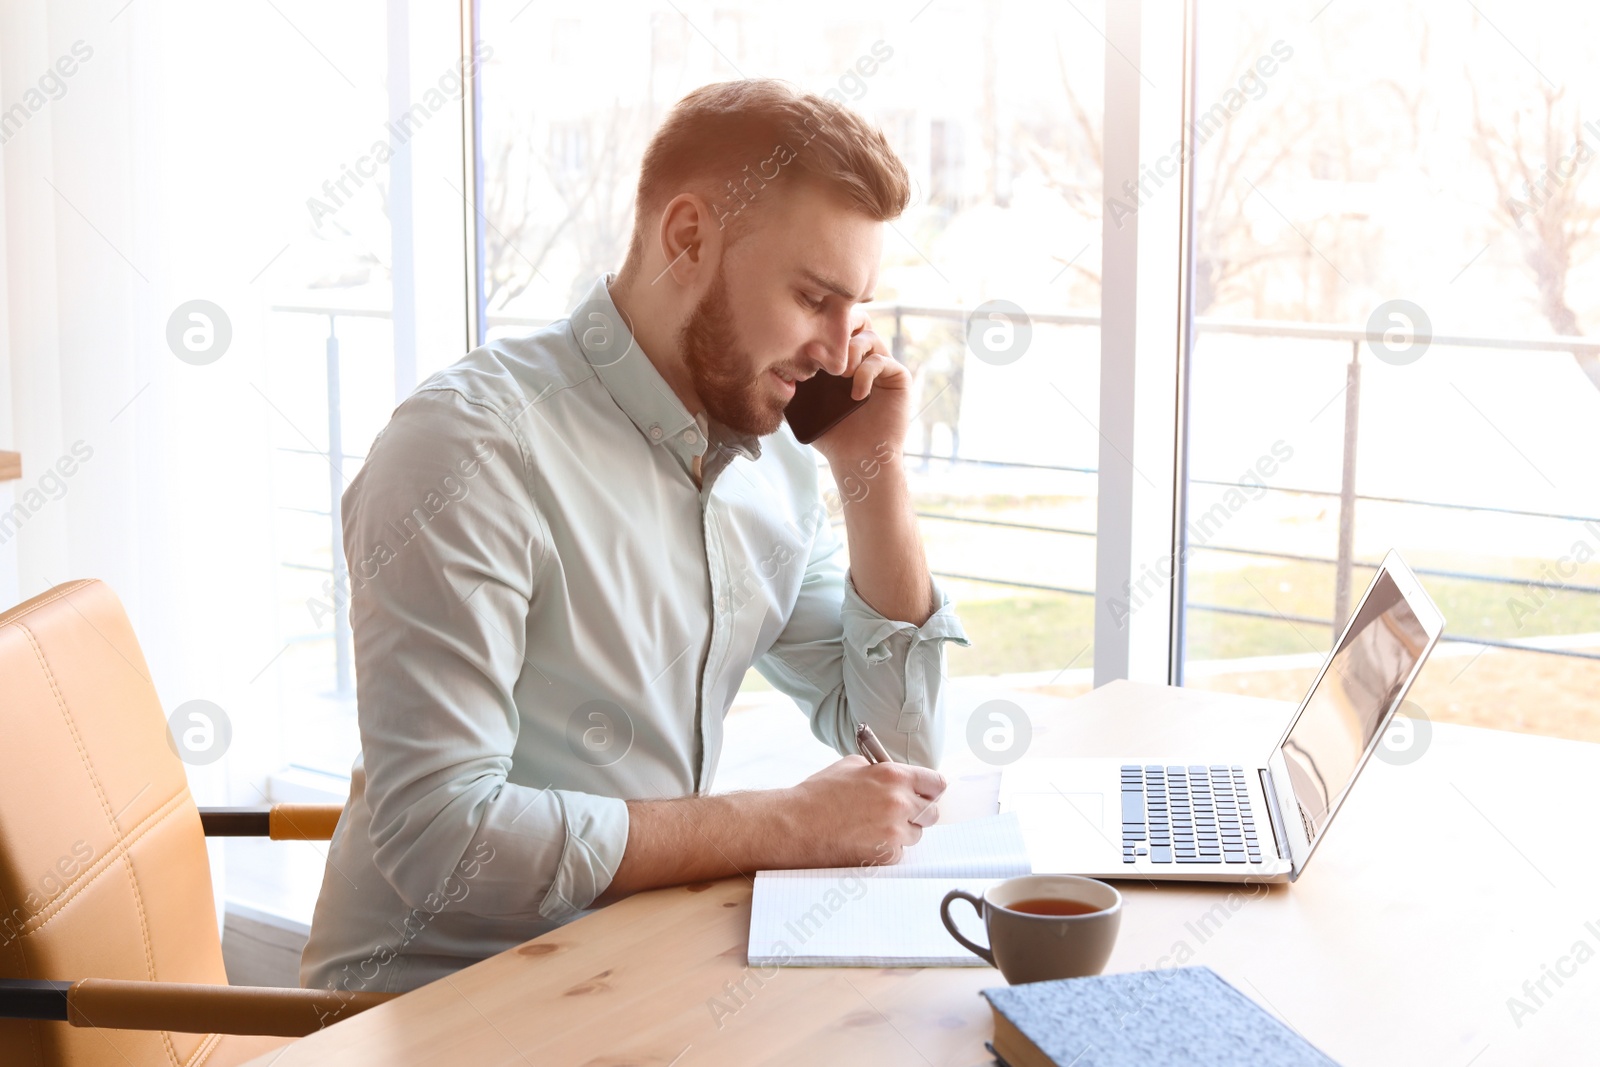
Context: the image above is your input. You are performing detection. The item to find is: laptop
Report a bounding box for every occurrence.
[1000,550,1444,883]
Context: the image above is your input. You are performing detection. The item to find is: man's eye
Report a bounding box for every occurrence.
[800,293,826,311]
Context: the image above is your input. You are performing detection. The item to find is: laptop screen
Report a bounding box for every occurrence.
[1278,569,1432,842]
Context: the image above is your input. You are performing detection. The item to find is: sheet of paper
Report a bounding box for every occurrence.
[747,813,1032,966]
[893,810,1033,877]
[765,811,1033,881]
[748,874,1004,967]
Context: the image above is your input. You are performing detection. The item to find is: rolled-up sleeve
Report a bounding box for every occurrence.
[753,515,970,768]
[344,387,627,922]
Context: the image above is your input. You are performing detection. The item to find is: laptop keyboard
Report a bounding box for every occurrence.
[1122,765,1263,865]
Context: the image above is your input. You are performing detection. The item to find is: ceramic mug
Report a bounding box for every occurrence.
[939,874,1122,984]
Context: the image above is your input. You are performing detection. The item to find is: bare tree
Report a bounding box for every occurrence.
[546,102,649,309]
[1470,83,1600,391]
[478,100,651,314]
[1016,31,1321,316]
[479,130,570,312]
[1015,38,1102,295]
[1189,85,1320,317]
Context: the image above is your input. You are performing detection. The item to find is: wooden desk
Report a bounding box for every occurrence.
[246,681,1598,1066]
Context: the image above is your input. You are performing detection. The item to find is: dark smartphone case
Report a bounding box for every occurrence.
[783,370,867,445]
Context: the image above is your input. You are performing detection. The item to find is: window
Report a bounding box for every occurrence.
[1179,1,1600,743]
[262,4,472,778]
[475,0,1109,713]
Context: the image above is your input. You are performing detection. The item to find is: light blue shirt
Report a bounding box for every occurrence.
[301,274,970,993]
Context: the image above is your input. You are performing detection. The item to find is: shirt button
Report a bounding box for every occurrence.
[682,430,698,445]
[648,424,663,440]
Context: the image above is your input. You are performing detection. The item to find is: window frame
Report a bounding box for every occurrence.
[1092,0,1199,687]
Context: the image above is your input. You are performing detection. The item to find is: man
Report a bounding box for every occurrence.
[301,79,969,995]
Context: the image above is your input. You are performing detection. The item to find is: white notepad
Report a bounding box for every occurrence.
[747,813,1031,967]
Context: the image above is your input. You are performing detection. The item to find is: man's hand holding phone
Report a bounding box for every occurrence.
[784,313,910,466]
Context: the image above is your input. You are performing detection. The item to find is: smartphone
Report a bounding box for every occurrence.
[783,370,867,445]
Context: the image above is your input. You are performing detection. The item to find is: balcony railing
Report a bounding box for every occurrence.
[269,302,1600,678]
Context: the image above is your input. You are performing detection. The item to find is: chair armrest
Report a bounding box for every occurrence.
[0,979,71,1020]
[0,978,396,1037]
[198,804,344,840]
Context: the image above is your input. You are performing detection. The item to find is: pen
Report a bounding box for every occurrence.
[855,722,894,764]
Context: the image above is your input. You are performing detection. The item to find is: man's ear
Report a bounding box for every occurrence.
[657,193,725,288]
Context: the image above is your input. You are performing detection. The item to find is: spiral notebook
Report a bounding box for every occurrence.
[747,812,1032,967]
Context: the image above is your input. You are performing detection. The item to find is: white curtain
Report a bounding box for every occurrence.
[0,0,339,929]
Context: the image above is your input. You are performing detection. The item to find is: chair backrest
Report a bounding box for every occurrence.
[0,579,229,1067]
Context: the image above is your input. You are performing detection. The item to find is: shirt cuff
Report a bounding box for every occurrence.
[537,791,630,921]
[840,572,971,733]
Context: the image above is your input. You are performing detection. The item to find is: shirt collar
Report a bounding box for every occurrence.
[568,274,762,471]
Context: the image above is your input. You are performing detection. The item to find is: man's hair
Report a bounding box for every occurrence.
[620,79,910,273]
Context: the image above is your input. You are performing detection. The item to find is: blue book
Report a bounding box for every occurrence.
[980,966,1340,1067]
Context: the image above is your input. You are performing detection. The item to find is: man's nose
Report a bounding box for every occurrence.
[804,337,849,377]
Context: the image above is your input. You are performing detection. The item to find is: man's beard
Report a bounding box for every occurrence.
[678,269,787,437]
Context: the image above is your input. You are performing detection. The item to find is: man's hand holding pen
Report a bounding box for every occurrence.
[769,723,946,868]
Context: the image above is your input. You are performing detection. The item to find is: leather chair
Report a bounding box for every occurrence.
[0,579,396,1066]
